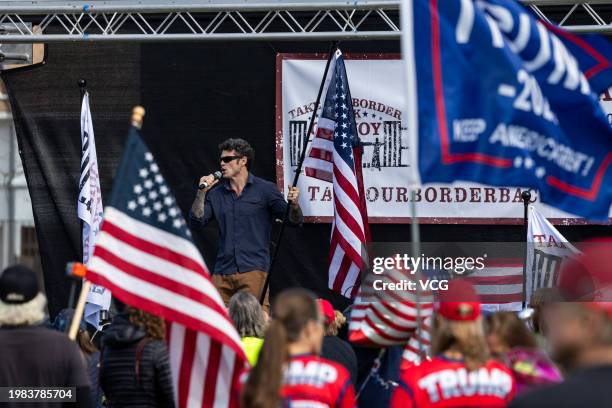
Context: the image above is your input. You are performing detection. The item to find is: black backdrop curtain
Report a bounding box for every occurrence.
[3,41,609,318]
[2,43,140,316]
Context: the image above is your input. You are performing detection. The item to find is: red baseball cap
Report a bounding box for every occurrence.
[436,280,481,322]
[317,299,335,326]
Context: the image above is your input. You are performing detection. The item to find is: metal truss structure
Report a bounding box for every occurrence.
[0,1,608,43]
[524,0,612,33]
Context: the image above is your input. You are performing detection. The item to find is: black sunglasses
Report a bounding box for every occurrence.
[220,155,241,163]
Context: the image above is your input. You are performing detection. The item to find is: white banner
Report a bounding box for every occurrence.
[78,91,111,328]
[525,206,579,303]
[276,54,612,224]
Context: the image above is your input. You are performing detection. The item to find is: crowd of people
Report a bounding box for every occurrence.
[0,242,611,407]
[0,138,610,407]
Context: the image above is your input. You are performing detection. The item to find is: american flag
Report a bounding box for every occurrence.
[304,50,370,298]
[348,261,434,367]
[349,262,434,345]
[462,259,524,313]
[412,260,524,313]
[87,126,246,408]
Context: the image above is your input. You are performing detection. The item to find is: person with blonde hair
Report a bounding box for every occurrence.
[318,298,358,386]
[391,280,516,407]
[241,288,356,408]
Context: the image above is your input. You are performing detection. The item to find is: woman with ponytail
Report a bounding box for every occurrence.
[391,280,517,407]
[241,288,356,408]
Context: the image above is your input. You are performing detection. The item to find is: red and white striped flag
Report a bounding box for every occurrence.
[348,260,434,369]
[304,50,370,298]
[87,126,246,408]
[465,259,524,313]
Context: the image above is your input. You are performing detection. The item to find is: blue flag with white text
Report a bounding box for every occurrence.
[404,0,612,220]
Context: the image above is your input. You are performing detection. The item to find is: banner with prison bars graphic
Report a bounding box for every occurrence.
[276,54,612,224]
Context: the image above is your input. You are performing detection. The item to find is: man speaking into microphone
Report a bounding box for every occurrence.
[190,138,302,312]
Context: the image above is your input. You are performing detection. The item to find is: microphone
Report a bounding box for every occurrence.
[199,171,222,190]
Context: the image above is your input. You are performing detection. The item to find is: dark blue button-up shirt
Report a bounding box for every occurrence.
[190,173,302,275]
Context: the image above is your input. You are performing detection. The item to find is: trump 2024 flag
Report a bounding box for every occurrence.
[401,0,612,220]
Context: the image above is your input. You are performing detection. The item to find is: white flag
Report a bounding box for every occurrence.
[525,206,579,304]
[77,91,110,328]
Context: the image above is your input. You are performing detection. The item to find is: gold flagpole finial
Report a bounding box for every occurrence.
[131,106,145,129]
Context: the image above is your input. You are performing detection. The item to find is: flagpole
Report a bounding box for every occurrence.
[72,79,90,339]
[259,41,338,305]
[78,79,87,267]
[400,0,425,358]
[74,79,88,312]
[521,190,531,309]
[355,348,386,400]
[409,189,424,358]
[131,106,146,129]
[69,279,91,340]
[78,78,86,100]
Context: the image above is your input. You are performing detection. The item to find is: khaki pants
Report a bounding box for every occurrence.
[212,270,270,314]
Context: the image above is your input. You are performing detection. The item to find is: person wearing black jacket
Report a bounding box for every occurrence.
[100,305,174,408]
[0,265,92,408]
